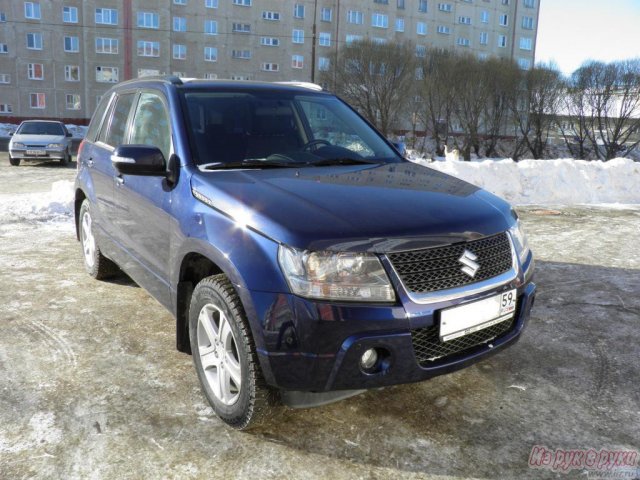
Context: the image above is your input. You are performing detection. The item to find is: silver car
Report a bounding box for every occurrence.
[8,120,73,166]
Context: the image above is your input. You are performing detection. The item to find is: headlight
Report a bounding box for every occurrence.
[278,246,395,302]
[47,143,63,148]
[508,219,531,264]
[12,142,25,148]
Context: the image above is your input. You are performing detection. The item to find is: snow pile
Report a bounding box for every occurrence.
[0,122,87,138]
[0,180,75,224]
[410,156,640,205]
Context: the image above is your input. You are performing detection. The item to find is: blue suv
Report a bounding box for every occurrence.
[75,77,536,429]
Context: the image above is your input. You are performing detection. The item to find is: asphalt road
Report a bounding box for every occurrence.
[0,154,638,479]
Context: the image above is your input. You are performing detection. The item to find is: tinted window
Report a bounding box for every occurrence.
[100,93,135,147]
[129,92,171,159]
[17,122,65,136]
[86,94,113,142]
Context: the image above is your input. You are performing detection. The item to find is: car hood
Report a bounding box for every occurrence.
[190,162,514,253]
[11,134,66,144]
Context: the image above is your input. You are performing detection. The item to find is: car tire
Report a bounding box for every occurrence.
[189,274,272,430]
[9,157,20,166]
[60,150,70,167]
[79,199,119,279]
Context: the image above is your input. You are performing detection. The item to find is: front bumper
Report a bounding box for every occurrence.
[9,147,66,160]
[247,251,536,393]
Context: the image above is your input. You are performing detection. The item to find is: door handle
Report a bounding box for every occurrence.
[86,157,94,167]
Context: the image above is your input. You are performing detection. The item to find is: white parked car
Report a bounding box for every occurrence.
[8,120,73,166]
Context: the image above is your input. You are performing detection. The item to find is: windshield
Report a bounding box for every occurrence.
[181,90,401,167]
[17,122,65,136]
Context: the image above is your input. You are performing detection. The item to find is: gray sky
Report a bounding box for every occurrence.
[535,0,640,74]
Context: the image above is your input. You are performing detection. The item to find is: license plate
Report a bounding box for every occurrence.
[26,150,46,156]
[439,289,517,342]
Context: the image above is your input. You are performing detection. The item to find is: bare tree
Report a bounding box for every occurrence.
[322,40,416,137]
[557,71,592,159]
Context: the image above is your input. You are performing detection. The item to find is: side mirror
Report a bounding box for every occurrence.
[66,132,72,137]
[8,132,14,136]
[111,145,166,176]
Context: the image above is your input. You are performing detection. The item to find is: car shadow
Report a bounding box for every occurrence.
[247,260,640,478]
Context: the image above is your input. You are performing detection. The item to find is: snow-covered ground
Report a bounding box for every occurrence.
[0,122,87,138]
[0,180,75,225]
[409,154,640,206]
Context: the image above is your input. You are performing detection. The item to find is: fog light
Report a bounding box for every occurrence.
[360,348,378,370]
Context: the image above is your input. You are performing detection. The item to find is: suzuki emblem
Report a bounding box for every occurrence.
[459,250,480,278]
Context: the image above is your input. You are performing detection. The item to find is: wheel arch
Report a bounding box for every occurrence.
[74,188,87,241]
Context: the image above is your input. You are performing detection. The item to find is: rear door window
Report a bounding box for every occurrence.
[86,94,113,142]
[99,93,135,148]
[129,92,172,159]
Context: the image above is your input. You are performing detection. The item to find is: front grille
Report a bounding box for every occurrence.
[388,233,513,294]
[411,317,514,365]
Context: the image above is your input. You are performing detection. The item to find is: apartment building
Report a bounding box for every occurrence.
[0,0,540,122]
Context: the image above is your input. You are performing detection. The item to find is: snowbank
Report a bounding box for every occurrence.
[410,156,640,205]
[0,122,87,138]
[0,180,75,224]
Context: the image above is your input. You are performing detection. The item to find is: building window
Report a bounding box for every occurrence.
[321,7,332,22]
[292,29,304,43]
[0,44,7,53]
[498,34,507,47]
[231,49,251,59]
[416,45,426,57]
[318,57,330,71]
[479,32,489,45]
[204,73,217,79]
[0,12,5,22]
[0,104,12,113]
[138,68,159,77]
[25,2,41,19]
[347,10,363,24]
[395,18,405,32]
[27,63,44,80]
[96,37,119,54]
[418,0,428,13]
[204,19,218,34]
[345,34,362,44]
[232,23,251,32]
[518,58,532,69]
[206,0,218,7]
[174,0,186,4]
[26,33,43,50]
[137,40,160,57]
[261,63,279,72]
[293,3,304,18]
[0,73,10,84]
[64,65,80,81]
[137,12,159,28]
[30,93,46,109]
[173,44,186,59]
[457,37,470,47]
[437,25,450,34]
[63,6,78,23]
[458,16,471,25]
[481,10,489,23]
[374,0,389,4]
[204,46,217,61]
[397,0,405,8]
[173,17,186,31]
[96,66,119,83]
[66,94,81,110]
[499,14,508,26]
[95,8,118,25]
[64,36,79,52]
[371,13,388,28]
[524,0,535,8]
[233,0,251,5]
[522,16,534,29]
[292,54,304,69]
[319,32,331,46]
[260,37,280,46]
[519,37,533,50]
[502,0,510,4]
[263,11,280,20]
[438,3,452,12]
[417,21,427,35]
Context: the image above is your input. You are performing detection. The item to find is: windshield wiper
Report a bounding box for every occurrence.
[308,157,381,167]
[203,159,299,170]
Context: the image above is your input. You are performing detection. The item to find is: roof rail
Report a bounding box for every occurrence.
[275,81,323,91]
